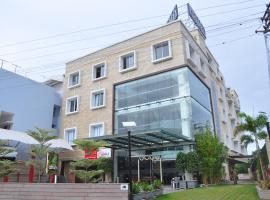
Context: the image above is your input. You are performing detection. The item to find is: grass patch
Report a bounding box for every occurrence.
[157,184,259,200]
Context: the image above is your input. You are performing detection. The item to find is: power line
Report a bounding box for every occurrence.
[208,23,259,37]
[0,16,260,57]
[204,11,263,28]
[208,33,258,47]
[200,4,265,18]
[0,1,263,49]
[0,23,164,57]
[7,18,258,63]
[0,25,259,82]
[194,0,257,11]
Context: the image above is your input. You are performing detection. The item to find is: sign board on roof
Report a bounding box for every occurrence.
[187,3,206,39]
[167,4,179,23]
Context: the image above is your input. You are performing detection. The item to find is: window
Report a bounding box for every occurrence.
[66,96,79,114]
[68,71,80,88]
[92,62,107,81]
[52,105,60,129]
[152,40,172,63]
[119,51,136,72]
[89,123,104,137]
[91,89,105,109]
[64,128,77,144]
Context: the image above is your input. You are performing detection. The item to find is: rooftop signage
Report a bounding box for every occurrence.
[187,3,206,39]
[167,4,179,23]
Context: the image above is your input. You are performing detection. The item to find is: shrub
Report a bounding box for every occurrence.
[132,182,142,194]
[153,179,161,189]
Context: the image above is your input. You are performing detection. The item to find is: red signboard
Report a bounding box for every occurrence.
[84,149,97,160]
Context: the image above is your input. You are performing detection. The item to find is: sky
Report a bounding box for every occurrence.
[0,0,269,153]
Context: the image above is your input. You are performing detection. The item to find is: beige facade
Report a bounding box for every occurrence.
[60,20,246,156]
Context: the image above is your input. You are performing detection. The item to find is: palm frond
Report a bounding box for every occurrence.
[257,131,268,140]
[240,135,254,148]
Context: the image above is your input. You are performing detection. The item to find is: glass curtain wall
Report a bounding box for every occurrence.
[114,67,213,139]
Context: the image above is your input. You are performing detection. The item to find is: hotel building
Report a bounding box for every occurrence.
[59,19,246,183]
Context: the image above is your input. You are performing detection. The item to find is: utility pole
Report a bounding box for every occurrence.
[256,3,270,93]
[256,3,270,169]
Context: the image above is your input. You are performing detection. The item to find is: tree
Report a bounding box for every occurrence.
[176,152,186,173]
[195,129,228,184]
[0,160,16,179]
[234,112,268,181]
[176,128,227,184]
[186,151,199,174]
[0,141,16,180]
[71,139,111,183]
[0,140,15,156]
[26,127,56,182]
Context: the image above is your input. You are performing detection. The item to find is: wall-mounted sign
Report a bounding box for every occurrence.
[187,3,206,39]
[85,148,111,159]
[97,148,111,158]
[167,4,179,23]
[85,149,97,159]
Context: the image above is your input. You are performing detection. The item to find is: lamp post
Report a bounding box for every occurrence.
[122,121,136,200]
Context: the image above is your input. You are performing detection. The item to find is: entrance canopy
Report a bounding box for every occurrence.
[90,129,194,150]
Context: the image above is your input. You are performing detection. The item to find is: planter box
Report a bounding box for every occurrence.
[256,186,270,200]
[133,189,163,200]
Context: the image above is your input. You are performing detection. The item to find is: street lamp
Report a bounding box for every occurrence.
[122,121,136,200]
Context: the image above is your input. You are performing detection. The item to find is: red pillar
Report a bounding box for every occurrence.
[50,174,55,183]
[28,165,34,183]
[3,176,8,182]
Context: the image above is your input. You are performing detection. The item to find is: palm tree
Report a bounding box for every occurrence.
[0,140,15,156]
[26,127,56,182]
[234,112,268,181]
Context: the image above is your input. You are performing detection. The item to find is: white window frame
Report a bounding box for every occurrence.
[89,122,105,138]
[90,88,106,109]
[151,40,172,63]
[65,95,80,115]
[119,51,137,73]
[92,61,107,81]
[67,70,81,89]
[64,127,77,145]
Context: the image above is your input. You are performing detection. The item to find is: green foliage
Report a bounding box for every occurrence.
[235,112,269,181]
[73,169,104,183]
[156,184,259,200]
[132,182,142,194]
[195,128,228,184]
[152,179,162,189]
[176,128,228,184]
[240,135,254,147]
[26,127,57,182]
[27,127,56,145]
[0,140,15,156]
[97,158,112,173]
[141,182,154,192]
[235,163,249,174]
[0,160,16,177]
[132,181,161,194]
[71,139,111,183]
[186,151,199,174]
[73,139,107,152]
[176,152,186,172]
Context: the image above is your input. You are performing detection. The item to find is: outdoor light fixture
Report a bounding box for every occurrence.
[122,121,136,200]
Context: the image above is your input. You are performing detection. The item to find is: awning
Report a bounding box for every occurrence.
[0,128,39,144]
[90,129,194,150]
